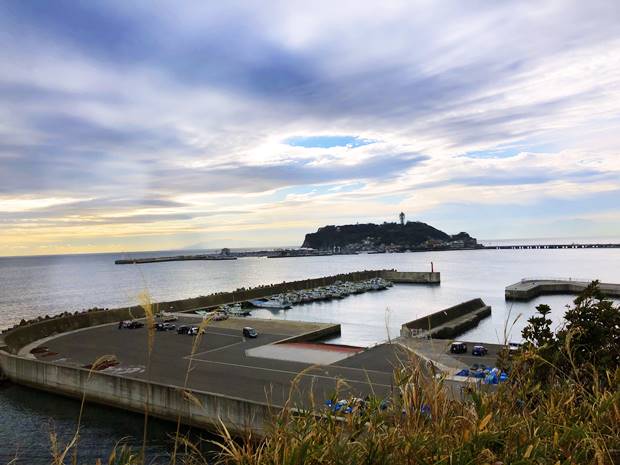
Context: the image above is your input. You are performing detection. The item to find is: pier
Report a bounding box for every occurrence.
[505,278,620,301]
[484,242,620,250]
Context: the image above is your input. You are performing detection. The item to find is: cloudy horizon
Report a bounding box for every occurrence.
[1,0,620,256]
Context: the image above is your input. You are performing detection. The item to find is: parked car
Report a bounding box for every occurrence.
[187,326,200,336]
[177,325,190,335]
[472,345,488,356]
[119,320,144,329]
[155,322,176,331]
[242,327,258,338]
[508,342,522,356]
[450,341,467,354]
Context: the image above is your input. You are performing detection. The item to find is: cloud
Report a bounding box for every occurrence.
[1,0,619,254]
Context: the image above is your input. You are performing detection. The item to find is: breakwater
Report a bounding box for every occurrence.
[115,255,237,264]
[485,243,620,250]
[115,249,356,264]
[2,269,439,353]
[400,298,491,339]
[505,278,620,300]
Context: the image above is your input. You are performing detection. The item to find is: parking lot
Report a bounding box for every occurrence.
[31,316,400,407]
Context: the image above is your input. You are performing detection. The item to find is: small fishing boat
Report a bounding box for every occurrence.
[248,297,292,309]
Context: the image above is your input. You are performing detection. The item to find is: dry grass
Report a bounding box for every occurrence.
[35,289,620,465]
[40,350,620,465]
[207,353,619,465]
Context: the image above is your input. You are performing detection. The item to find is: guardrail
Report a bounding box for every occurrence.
[520,277,596,283]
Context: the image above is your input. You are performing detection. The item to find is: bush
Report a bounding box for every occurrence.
[520,281,620,389]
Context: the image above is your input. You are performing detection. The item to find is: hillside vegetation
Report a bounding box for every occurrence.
[301,221,477,251]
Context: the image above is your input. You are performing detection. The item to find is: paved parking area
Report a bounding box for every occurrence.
[33,317,398,407]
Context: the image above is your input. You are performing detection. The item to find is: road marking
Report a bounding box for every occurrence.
[186,358,393,388]
[173,329,242,338]
[190,339,244,356]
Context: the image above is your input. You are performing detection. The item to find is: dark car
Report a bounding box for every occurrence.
[155,322,176,331]
[450,341,467,354]
[242,327,258,338]
[120,320,144,329]
[187,326,199,336]
[472,345,488,356]
[177,325,190,335]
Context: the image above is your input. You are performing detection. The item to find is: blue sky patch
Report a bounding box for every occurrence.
[463,143,554,159]
[285,135,376,149]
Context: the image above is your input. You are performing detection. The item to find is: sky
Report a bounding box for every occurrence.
[1,0,620,256]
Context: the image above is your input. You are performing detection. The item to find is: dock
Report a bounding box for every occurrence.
[505,278,620,300]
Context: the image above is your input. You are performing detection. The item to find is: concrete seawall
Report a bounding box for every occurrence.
[505,279,620,301]
[0,351,272,435]
[3,269,439,353]
[3,307,146,354]
[400,298,491,339]
[381,271,439,284]
[275,324,342,344]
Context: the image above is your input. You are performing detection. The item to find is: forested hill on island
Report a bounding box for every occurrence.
[301,221,481,252]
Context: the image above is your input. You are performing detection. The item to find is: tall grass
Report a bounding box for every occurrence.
[35,290,620,465]
[209,350,619,465]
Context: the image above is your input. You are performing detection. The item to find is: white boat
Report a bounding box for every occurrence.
[195,310,213,318]
[228,306,251,316]
[249,298,292,309]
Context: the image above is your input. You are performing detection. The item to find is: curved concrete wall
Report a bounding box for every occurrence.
[3,307,146,354]
[3,270,387,353]
[4,269,438,353]
[0,351,272,436]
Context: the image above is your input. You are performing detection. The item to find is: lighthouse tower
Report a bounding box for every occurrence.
[399,212,405,226]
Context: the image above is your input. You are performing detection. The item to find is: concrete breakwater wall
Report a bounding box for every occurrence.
[2,269,439,353]
[276,324,342,345]
[0,352,271,435]
[505,279,620,301]
[400,298,491,339]
[382,271,439,284]
[3,307,146,354]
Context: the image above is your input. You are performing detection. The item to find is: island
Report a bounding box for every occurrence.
[301,218,481,253]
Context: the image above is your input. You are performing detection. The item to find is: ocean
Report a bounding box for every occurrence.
[0,241,618,463]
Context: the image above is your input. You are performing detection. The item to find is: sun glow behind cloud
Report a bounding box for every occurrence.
[1,0,620,255]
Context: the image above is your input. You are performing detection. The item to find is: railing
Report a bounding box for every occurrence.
[520,277,596,284]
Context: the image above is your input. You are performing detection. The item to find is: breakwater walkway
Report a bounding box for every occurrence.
[505,278,620,301]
